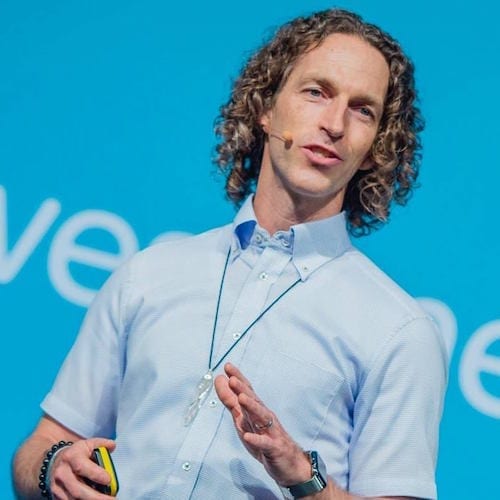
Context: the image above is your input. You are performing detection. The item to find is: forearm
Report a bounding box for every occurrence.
[319,480,352,500]
[294,481,414,500]
[294,479,418,500]
[274,444,391,500]
[303,480,366,499]
[276,449,363,500]
[13,415,86,499]
[279,457,413,500]
[13,434,56,499]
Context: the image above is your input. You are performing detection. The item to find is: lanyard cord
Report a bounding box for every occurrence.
[207,248,301,372]
[207,248,231,370]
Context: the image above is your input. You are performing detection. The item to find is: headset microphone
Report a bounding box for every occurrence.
[270,130,293,148]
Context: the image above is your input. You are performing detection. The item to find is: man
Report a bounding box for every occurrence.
[13,8,447,500]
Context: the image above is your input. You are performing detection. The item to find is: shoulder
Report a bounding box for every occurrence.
[87,223,231,314]
[123,223,231,287]
[321,247,445,365]
[338,246,426,321]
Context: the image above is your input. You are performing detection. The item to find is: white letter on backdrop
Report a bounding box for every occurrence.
[48,210,138,307]
[460,320,500,419]
[0,185,60,283]
[417,297,457,364]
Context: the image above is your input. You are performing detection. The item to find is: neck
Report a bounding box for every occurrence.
[251,150,346,234]
[253,188,343,235]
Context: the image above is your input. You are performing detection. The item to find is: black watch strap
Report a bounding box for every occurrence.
[286,450,327,498]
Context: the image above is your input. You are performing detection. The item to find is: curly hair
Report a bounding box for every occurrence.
[214,9,424,236]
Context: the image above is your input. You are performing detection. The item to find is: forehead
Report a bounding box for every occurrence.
[284,33,390,101]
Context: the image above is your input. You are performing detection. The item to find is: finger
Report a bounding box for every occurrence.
[57,474,116,500]
[214,374,238,410]
[238,392,278,434]
[53,460,110,495]
[225,373,272,433]
[228,374,261,403]
[55,441,112,486]
[228,376,267,432]
[51,462,111,500]
[224,363,254,391]
[50,476,70,500]
[242,430,276,452]
[215,375,262,438]
[214,374,246,427]
[50,459,74,500]
[75,460,111,487]
[84,437,117,454]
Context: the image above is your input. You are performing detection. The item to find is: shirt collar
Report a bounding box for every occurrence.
[291,212,352,280]
[232,195,352,280]
[234,220,257,250]
[231,196,258,255]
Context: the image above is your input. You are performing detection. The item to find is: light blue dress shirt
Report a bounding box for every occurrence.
[42,197,447,499]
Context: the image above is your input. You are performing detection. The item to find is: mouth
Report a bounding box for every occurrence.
[302,144,343,166]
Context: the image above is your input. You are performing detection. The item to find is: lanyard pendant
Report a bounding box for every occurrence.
[184,370,214,426]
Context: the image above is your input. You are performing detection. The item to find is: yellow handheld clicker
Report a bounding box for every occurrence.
[87,446,119,496]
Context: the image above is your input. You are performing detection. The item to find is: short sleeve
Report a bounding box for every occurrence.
[41,261,132,438]
[348,316,448,499]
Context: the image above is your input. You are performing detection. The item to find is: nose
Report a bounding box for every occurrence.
[319,98,346,140]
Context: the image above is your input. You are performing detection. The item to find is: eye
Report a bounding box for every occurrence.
[356,106,375,119]
[304,87,323,98]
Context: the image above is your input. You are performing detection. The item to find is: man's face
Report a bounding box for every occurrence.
[258,33,390,216]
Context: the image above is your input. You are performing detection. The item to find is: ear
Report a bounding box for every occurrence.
[259,110,272,134]
[359,154,374,171]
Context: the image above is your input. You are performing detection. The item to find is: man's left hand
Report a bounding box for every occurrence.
[214,362,312,487]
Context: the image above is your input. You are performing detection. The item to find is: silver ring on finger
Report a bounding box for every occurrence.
[254,418,274,431]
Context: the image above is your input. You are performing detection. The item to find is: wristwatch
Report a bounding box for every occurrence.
[285,450,328,498]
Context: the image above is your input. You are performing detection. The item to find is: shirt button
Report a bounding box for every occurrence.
[182,462,192,471]
[259,271,269,280]
[232,332,241,340]
[281,239,290,247]
[208,399,218,408]
[255,234,263,243]
[302,266,309,272]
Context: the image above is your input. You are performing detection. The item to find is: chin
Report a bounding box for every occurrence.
[290,180,343,199]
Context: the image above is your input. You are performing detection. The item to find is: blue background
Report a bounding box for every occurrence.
[1,0,499,498]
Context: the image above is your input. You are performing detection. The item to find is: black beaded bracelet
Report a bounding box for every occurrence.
[38,440,73,499]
